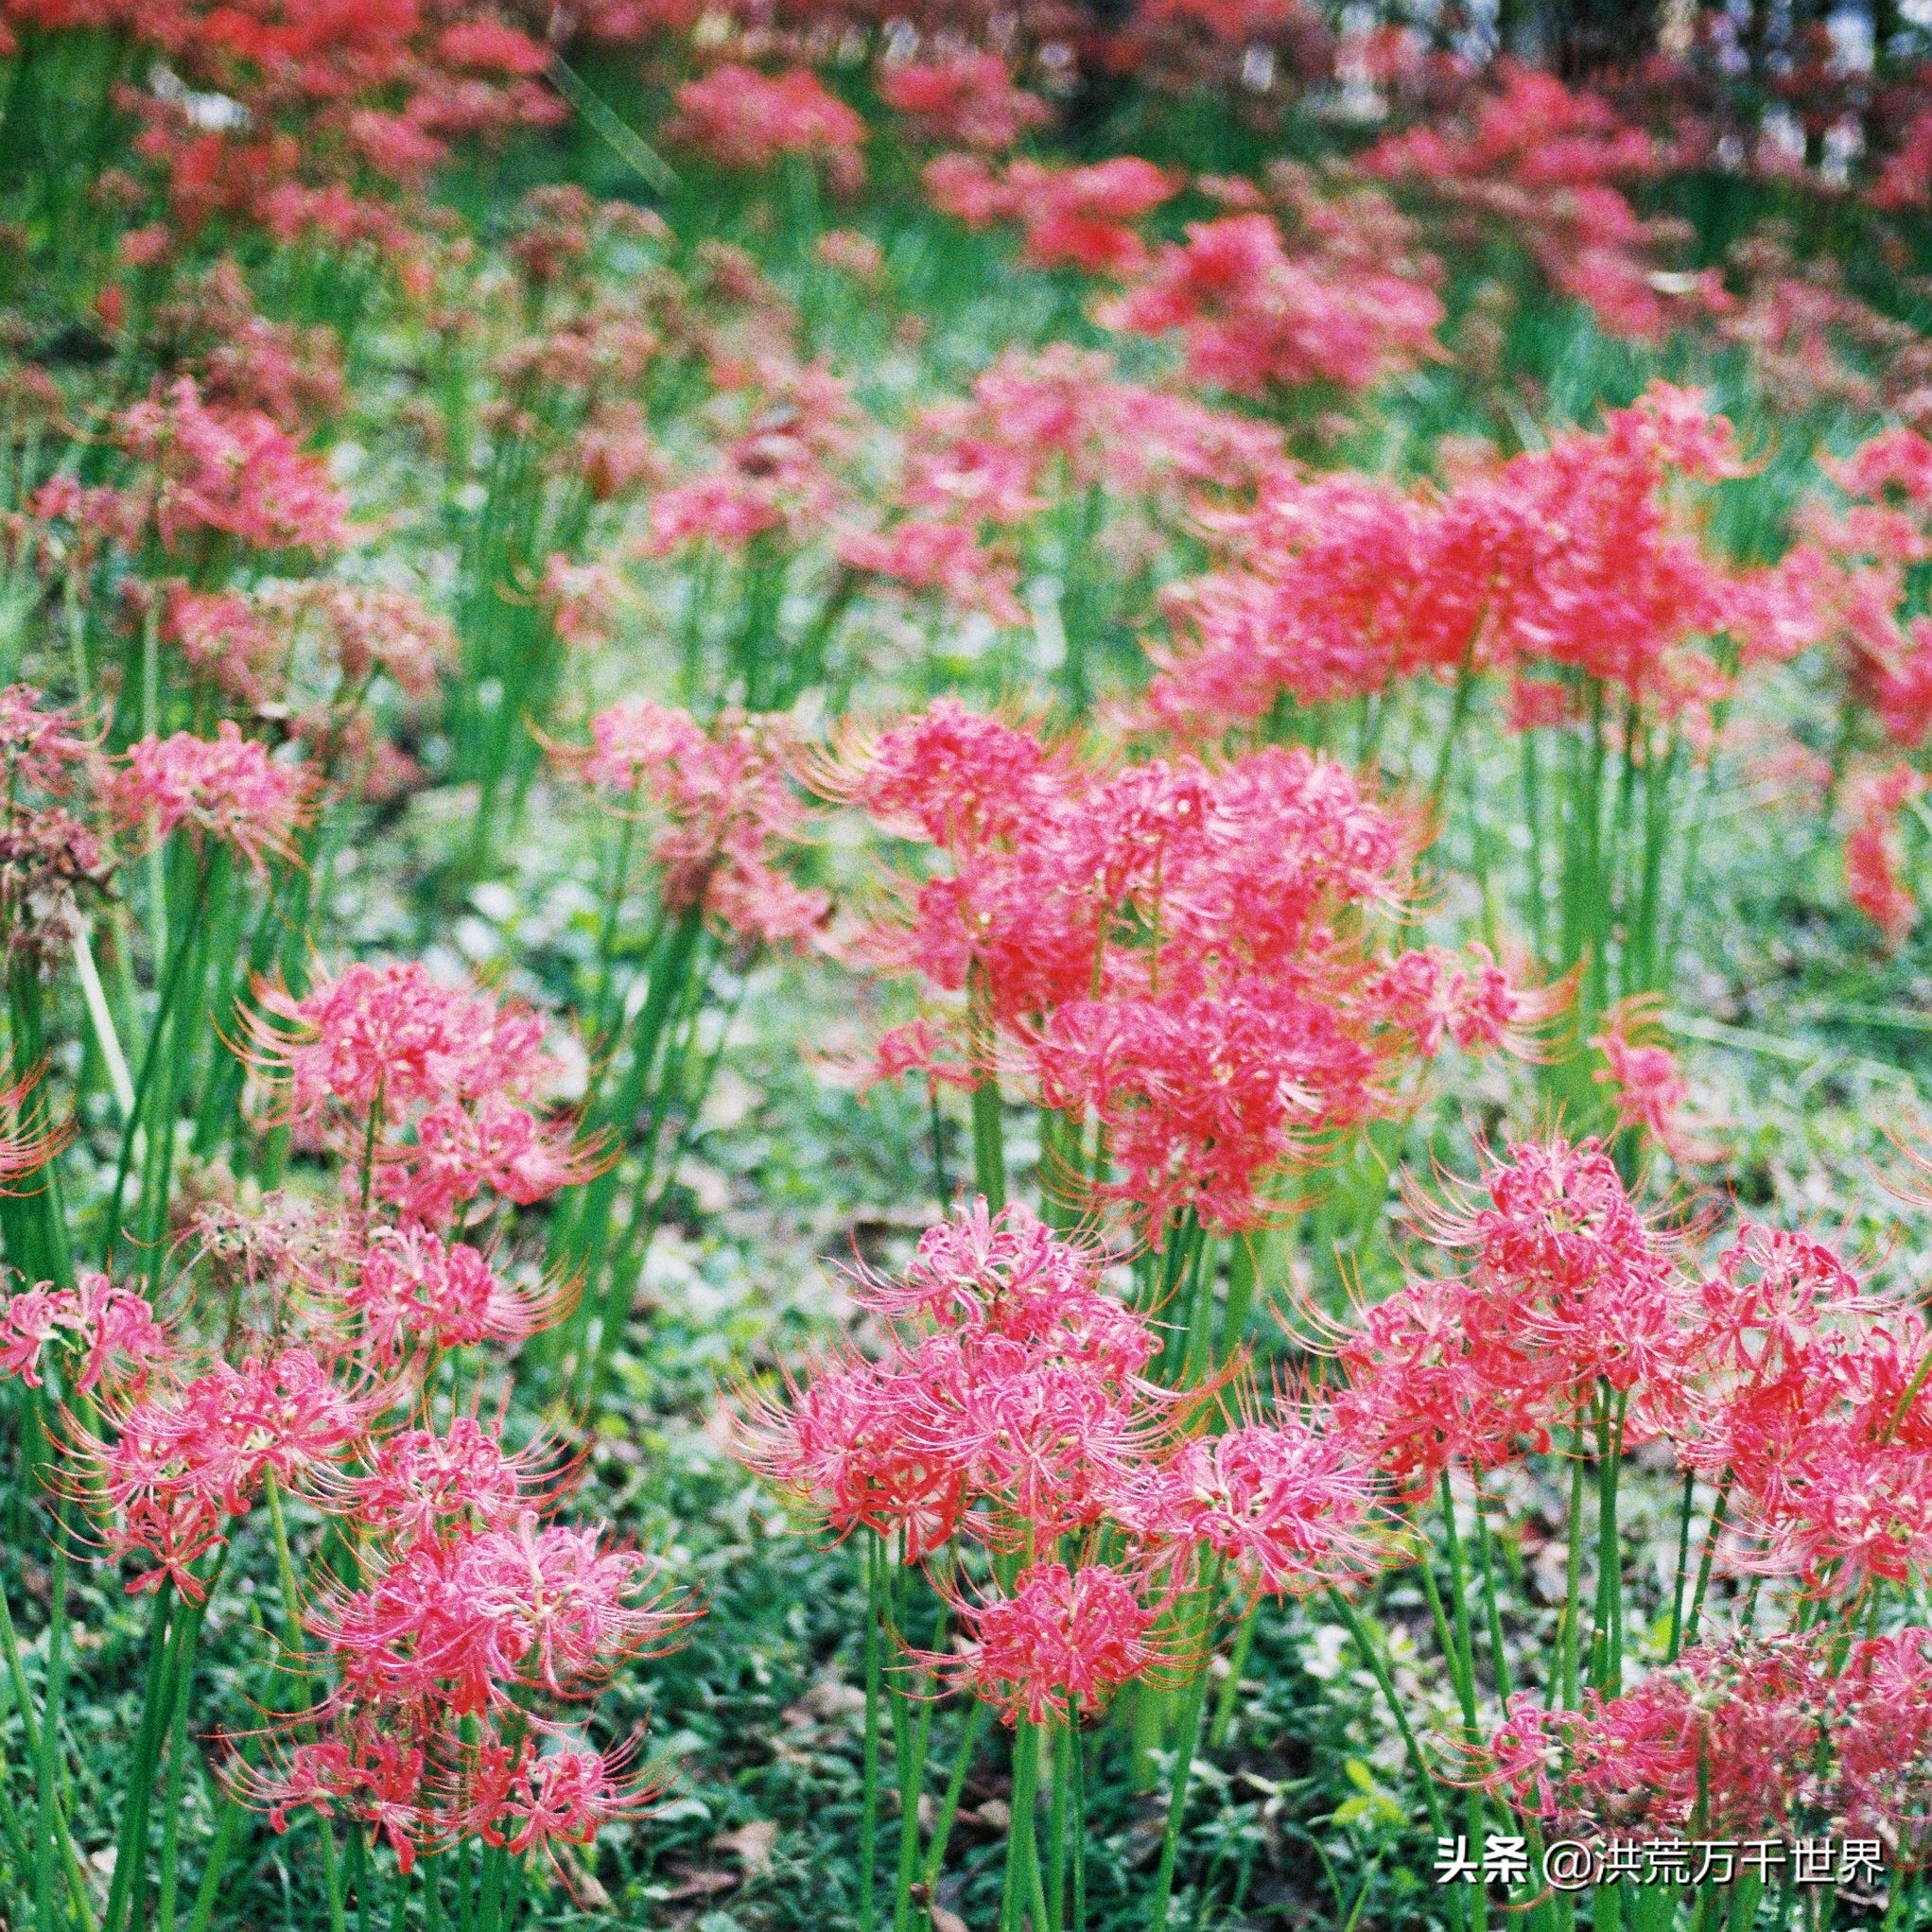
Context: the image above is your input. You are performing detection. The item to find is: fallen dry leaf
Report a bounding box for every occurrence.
[662,1868,739,1901]
[714,1819,778,1878]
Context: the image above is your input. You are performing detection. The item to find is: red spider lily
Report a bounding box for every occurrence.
[1098,211,1445,396]
[109,722,316,874]
[550,702,829,950]
[246,961,556,1123]
[372,1094,612,1230]
[0,1063,78,1190]
[230,1726,434,1871]
[309,1513,693,1717]
[1140,383,1767,737]
[739,1350,971,1560]
[115,377,348,554]
[72,1346,390,1598]
[938,1560,1169,1727]
[1358,62,1704,343]
[880,344,1281,533]
[330,1418,580,1547]
[876,53,1050,152]
[1332,1137,1692,1493]
[271,582,456,703]
[458,1738,664,1854]
[836,518,1025,626]
[1843,762,1924,943]
[0,1269,167,1394]
[925,154,1178,275]
[667,65,865,192]
[1591,994,1723,1165]
[231,1720,661,1876]
[829,705,1549,1233]
[161,586,287,709]
[1485,1629,1932,1844]
[342,1225,572,1364]
[645,357,858,559]
[739,1201,1190,1556]
[1693,1302,1932,1591]
[0,686,99,796]
[1113,1416,1387,1598]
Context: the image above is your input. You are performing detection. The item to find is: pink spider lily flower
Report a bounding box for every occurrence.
[1099,211,1445,395]
[246,961,557,1123]
[342,1224,571,1362]
[0,686,100,796]
[372,1094,611,1229]
[737,1349,971,1561]
[161,584,287,708]
[0,1268,167,1394]
[836,518,1025,626]
[109,722,316,874]
[115,376,349,555]
[666,65,865,192]
[227,1726,434,1872]
[332,1418,579,1547]
[76,1348,389,1597]
[312,1514,693,1718]
[740,1202,1191,1556]
[876,54,1050,152]
[827,705,1554,1237]
[1483,1630,1932,1844]
[1591,994,1723,1165]
[551,701,829,951]
[471,1740,663,1861]
[1332,1137,1694,1492]
[0,1063,78,1189]
[941,1560,1167,1727]
[1843,762,1924,944]
[1114,1418,1388,1598]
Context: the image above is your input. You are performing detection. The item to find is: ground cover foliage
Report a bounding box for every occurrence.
[3,2,1932,1928]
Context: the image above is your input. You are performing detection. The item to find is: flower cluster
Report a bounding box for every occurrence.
[743,1200,1384,1724]
[1337,1137,1932,1596]
[1098,211,1445,398]
[924,153,1178,275]
[1141,383,1776,736]
[843,343,1280,623]
[115,377,350,556]
[667,65,866,193]
[1359,63,1714,341]
[257,1483,689,1870]
[103,0,560,260]
[1333,1137,1686,1496]
[246,962,602,1228]
[0,685,110,962]
[1590,995,1718,1166]
[109,722,315,874]
[0,1268,165,1393]
[646,354,858,558]
[876,53,1051,152]
[553,700,828,950]
[1843,762,1924,944]
[833,703,1547,1232]
[1487,1628,1932,1845]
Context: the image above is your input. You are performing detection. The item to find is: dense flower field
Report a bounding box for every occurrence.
[0,1,1930,1927]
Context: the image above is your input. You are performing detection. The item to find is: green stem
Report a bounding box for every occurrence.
[185,1801,245,1932]
[860,1535,884,1932]
[1324,1589,1451,1839]
[264,1473,346,1932]
[922,1700,990,1890]
[1147,1559,1224,1932]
